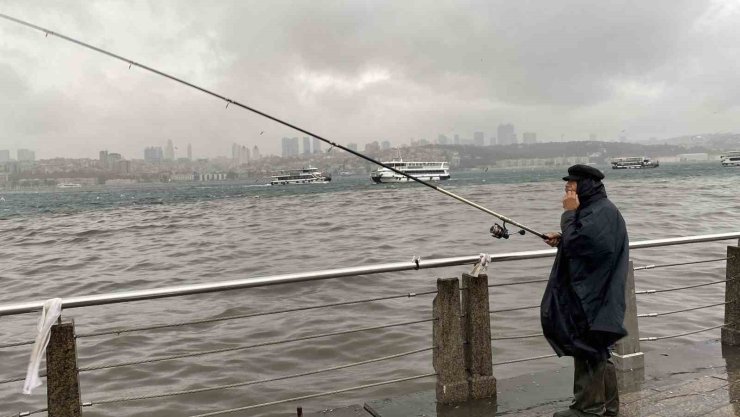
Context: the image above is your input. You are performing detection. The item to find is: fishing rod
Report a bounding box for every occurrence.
[0,12,546,240]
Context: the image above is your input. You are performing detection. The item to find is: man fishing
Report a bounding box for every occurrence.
[541,164,629,417]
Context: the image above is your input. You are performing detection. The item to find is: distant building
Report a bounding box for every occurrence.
[99,150,109,169]
[347,143,358,151]
[171,173,195,182]
[365,141,380,153]
[252,145,261,160]
[195,172,228,181]
[437,134,449,145]
[0,149,9,163]
[312,138,322,154]
[232,143,250,165]
[381,140,391,150]
[522,132,537,144]
[281,137,299,157]
[589,133,597,141]
[281,137,290,157]
[145,146,164,162]
[302,137,311,155]
[108,153,122,164]
[17,149,35,162]
[115,160,131,174]
[187,143,192,160]
[165,140,175,161]
[454,134,460,145]
[473,131,485,146]
[497,124,516,145]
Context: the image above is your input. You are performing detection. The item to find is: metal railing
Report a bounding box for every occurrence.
[1,232,738,316]
[0,232,738,417]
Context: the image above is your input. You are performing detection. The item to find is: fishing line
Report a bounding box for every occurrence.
[0,13,545,239]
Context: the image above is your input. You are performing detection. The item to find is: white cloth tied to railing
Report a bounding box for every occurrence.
[470,253,491,277]
[23,298,63,394]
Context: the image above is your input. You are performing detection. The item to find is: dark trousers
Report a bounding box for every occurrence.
[569,357,619,416]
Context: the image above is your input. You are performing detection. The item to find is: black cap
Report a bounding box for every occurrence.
[562,164,605,181]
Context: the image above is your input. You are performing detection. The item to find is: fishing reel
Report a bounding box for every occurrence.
[490,222,526,239]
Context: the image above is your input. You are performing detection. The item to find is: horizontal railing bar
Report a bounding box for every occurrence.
[87,346,433,405]
[635,279,730,294]
[0,340,35,350]
[488,278,549,288]
[184,373,438,417]
[494,353,558,365]
[2,232,738,317]
[76,290,436,340]
[0,375,29,386]
[490,304,540,314]
[634,257,730,271]
[3,408,48,417]
[640,323,726,341]
[0,371,44,387]
[637,301,730,318]
[79,318,434,371]
[492,333,543,341]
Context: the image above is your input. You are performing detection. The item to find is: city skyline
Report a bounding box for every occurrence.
[2,2,740,159]
[4,127,739,162]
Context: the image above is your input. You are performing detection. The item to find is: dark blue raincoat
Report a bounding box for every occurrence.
[540,178,629,361]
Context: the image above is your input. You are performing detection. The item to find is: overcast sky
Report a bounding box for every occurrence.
[1,0,739,159]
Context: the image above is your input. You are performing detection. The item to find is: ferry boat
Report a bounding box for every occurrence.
[610,156,659,169]
[270,167,331,185]
[720,151,740,167]
[56,183,82,188]
[370,159,450,183]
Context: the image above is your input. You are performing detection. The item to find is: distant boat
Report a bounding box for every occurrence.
[56,183,82,188]
[370,159,450,183]
[270,166,331,185]
[720,151,740,167]
[610,157,659,169]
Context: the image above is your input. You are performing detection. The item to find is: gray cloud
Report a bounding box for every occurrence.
[0,0,739,158]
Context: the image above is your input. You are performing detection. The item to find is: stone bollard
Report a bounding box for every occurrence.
[722,245,740,345]
[613,261,644,371]
[47,320,82,417]
[432,277,468,404]
[461,273,497,401]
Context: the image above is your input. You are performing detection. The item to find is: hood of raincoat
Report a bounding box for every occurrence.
[575,178,606,209]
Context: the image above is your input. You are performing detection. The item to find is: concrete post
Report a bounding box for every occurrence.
[47,320,82,417]
[461,273,497,401]
[613,261,644,371]
[433,277,468,404]
[722,245,740,345]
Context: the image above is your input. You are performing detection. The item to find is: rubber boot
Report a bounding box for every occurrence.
[553,357,606,417]
[604,358,619,416]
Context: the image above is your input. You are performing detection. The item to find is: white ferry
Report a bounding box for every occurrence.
[720,151,740,167]
[56,183,82,188]
[370,159,450,183]
[270,167,331,185]
[610,156,659,169]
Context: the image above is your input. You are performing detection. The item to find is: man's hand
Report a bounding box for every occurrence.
[562,190,580,211]
[543,232,561,247]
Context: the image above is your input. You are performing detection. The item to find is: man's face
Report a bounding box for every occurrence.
[565,180,577,193]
